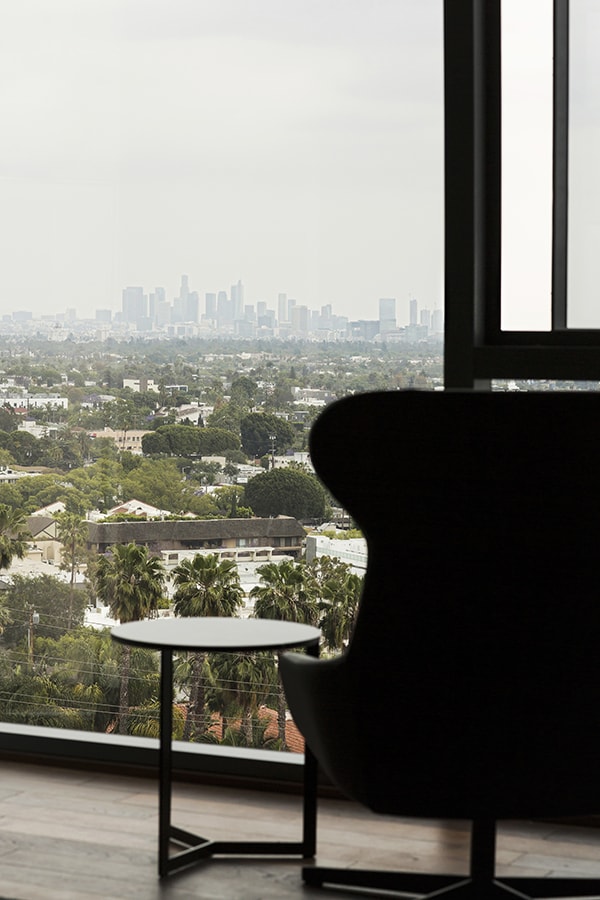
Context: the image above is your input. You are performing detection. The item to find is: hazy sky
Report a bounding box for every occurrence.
[1,1,444,325]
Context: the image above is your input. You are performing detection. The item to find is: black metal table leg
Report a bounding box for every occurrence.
[159,648,173,877]
[302,640,320,858]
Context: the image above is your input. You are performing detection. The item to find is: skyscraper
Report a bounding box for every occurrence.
[231,280,244,320]
[277,293,288,323]
[122,287,147,324]
[379,298,396,334]
[205,293,217,320]
[409,297,418,325]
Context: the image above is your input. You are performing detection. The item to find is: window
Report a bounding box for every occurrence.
[0,0,444,775]
[445,0,600,388]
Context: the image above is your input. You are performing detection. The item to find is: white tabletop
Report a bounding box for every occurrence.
[111,616,321,652]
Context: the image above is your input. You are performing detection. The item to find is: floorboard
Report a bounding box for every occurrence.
[1,761,600,898]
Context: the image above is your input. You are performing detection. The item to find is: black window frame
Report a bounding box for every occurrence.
[444,0,600,387]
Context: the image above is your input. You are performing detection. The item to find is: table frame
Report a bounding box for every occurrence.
[112,618,321,877]
[157,640,319,877]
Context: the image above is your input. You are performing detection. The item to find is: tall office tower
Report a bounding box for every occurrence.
[149,287,166,323]
[186,291,199,323]
[65,307,77,321]
[320,304,333,330]
[409,297,418,325]
[311,309,320,331]
[217,290,233,328]
[95,309,112,323]
[379,298,396,334]
[420,308,432,329]
[231,280,244,320]
[122,286,147,324]
[205,293,217,319]
[156,298,171,326]
[172,276,191,323]
[277,293,288,323]
[256,301,267,319]
[258,309,276,329]
[291,304,309,333]
[431,309,444,333]
[287,297,297,321]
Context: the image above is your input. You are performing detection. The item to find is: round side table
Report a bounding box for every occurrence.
[112,616,321,877]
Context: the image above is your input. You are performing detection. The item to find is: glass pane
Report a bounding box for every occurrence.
[501,0,553,331]
[567,0,600,327]
[1,0,443,335]
[0,1,443,747]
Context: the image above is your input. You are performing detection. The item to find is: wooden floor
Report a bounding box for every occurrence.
[1,761,600,899]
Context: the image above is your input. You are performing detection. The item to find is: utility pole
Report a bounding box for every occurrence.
[28,608,39,670]
[269,434,276,470]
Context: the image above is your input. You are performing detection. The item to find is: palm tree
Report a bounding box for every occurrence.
[56,512,88,629]
[93,542,166,734]
[0,504,30,571]
[250,560,319,748]
[308,557,363,654]
[171,553,243,741]
[210,650,277,746]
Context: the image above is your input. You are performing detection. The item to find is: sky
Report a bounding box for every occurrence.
[4,2,592,332]
[0,1,444,326]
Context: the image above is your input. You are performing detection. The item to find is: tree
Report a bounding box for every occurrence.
[141,425,239,458]
[1,574,87,649]
[122,458,189,512]
[240,412,295,458]
[56,512,89,628]
[6,430,40,466]
[229,375,258,408]
[0,504,30,571]
[210,650,277,747]
[171,554,243,741]
[93,543,166,734]
[250,560,319,747]
[207,403,245,435]
[308,557,363,653]
[243,467,328,520]
[0,406,18,433]
[4,628,159,733]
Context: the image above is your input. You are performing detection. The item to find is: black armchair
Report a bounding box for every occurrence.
[280,390,600,899]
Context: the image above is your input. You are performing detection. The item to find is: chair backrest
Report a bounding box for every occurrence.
[309,391,600,818]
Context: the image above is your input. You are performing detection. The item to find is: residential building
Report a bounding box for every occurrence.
[85,516,306,560]
[92,426,153,455]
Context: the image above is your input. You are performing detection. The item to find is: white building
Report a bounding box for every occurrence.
[305,534,367,574]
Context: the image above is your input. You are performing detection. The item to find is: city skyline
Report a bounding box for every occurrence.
[6,275,440,333]
[2,1,444,325]
[3,273,443,343]
[4,2,569,330]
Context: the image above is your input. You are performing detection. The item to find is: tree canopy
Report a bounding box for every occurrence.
[0,505,30,571]
[243,467,328,520]
[240,413,295,458]
[1,574,87,647]
[141,425,239,457]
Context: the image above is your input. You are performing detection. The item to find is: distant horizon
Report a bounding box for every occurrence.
[5,275,442,328]
[2,2,444,327]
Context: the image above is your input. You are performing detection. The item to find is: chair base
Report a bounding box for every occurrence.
[302,866,600,898]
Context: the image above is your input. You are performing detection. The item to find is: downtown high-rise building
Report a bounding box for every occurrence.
[379,298,396,334]
[277,293,288,324]
[231,280,244,320]
[409,297,418,325]
[122,287,147,324]
[205,293,217,320]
